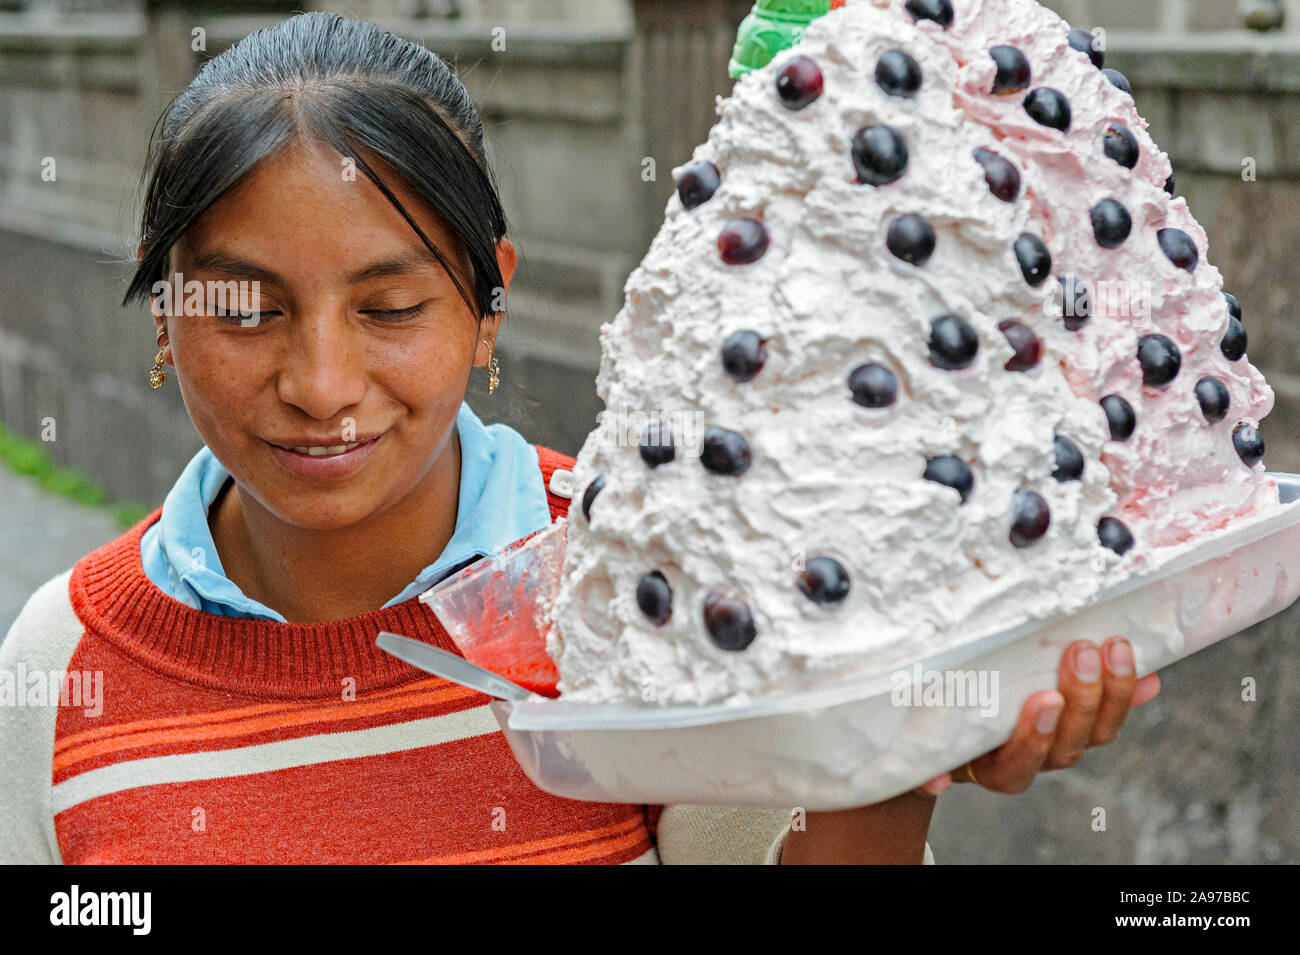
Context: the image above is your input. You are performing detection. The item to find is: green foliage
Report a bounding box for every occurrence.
[0,421,150,529]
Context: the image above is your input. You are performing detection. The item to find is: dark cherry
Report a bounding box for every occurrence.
[776,55,824,110]
[1138,334,1181,388]
[1233,423,1265,467]
[1091,198,1132,248]
[718,218,770,265]
[1195,377,1230,424]
[676,160,721,210]
[876,49,923,97]
[1098,517,1135,556]
[929,315,980,370]
[924,456,975,504]
[1103,123,1139,169]
[1053,435,1085,482]
[1222,317,1247,361]
[1067,28,1104,69]
[636,571,672,625]
[1101,395,1136,441]
[1158,228,1198,271]
[1102,68,1132,94]
[1164,174,1176,196]
[1224,292,1242,323]
[886,214,936,266]
[700,427,752,476]
[1014,233,1052,287]
[1010,489,1051,548]
[998,320,1041,372]
[703,591,757,651]
[1059,275,1091,330]
[852,125,909,186]
[848,363,899,408]
[989,45,1031,94]
[905,0,954,29]
[639,422,675,468]
[797,556,852,605]
[973,148,1021,202]
[721,329,768,382]
[581,474,605,522]
[1024,88,1072,131]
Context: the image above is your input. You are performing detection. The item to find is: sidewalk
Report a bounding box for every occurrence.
[0,464,124,641]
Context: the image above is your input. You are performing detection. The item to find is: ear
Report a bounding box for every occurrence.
[474,312,503,367]
[495,237,518,298]
[150,309,173,367]
[148,275,172,366]
[474,238,516,366]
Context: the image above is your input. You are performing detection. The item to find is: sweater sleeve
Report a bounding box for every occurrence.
[654,804,937,864]
[0,568,80,865]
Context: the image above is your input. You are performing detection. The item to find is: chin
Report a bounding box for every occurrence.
[269,493,382,531]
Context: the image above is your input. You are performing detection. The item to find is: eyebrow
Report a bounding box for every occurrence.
[184,247,446,285]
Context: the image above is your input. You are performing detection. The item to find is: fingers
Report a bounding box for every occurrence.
[957,689,1064,794]
[1132,672,1161,707]
[1088,637,1140,746]
[915,773,952,797]
[1041,641,1105,769]
[927,640,1162,797]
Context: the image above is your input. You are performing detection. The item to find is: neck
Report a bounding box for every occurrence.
[209,428,462,623]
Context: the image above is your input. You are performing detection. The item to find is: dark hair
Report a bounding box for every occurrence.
[123,11,507,322]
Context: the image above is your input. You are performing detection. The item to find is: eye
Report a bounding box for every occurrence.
[362,302,429,323]
[210,306,276,327]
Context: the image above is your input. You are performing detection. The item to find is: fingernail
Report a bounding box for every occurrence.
[923,775,952,796]
[1036,701,1063,734]
[1108,639,1134,676]
[1074,646,1101,683]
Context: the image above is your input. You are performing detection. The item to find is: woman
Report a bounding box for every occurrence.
[0,12,1158,864]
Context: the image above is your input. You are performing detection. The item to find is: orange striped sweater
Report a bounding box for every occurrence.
[0,445,796,864]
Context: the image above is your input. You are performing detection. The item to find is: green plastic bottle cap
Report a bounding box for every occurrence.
[729,0,835,79]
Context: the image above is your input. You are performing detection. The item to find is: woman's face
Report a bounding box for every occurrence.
[154,136,513,530]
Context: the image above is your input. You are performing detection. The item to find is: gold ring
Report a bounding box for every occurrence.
[964,761,979,785]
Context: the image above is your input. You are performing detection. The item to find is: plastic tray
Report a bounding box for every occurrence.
[423,474,1300,810]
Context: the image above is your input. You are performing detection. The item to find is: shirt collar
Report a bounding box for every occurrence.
[148,401,553,621]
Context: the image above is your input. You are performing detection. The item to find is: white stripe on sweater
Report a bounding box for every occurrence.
[52,704,500,814]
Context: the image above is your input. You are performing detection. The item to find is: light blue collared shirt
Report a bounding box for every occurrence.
[139,401,554,621]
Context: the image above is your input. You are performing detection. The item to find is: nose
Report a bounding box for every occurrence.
[275,309,368,421]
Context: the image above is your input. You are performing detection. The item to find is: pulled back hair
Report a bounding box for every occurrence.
[123,11,507,322]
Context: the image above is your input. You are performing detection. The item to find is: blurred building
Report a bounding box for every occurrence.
[2,0,1297,483]
[1,0,1298,863]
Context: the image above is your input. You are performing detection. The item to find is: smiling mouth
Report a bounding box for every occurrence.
[283,442,362,457]
[267,434,383,457]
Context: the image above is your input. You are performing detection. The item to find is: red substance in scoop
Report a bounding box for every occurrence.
[459,637,560,698]
[443,528,562,698]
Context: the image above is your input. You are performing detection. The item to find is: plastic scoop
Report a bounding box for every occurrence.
[376,632,535,702]
[418,520,569,697]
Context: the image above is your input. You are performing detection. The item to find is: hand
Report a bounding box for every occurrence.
[915,636,1161,796]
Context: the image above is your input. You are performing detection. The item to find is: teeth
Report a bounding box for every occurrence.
[289,443,360,456]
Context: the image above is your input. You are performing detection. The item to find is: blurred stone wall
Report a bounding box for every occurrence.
[1050,0,1300,33]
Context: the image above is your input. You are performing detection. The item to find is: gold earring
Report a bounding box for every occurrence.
[482,338,501,395]
[149,328,168,389]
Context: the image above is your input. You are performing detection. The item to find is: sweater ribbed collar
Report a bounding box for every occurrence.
[69,507,465,701]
